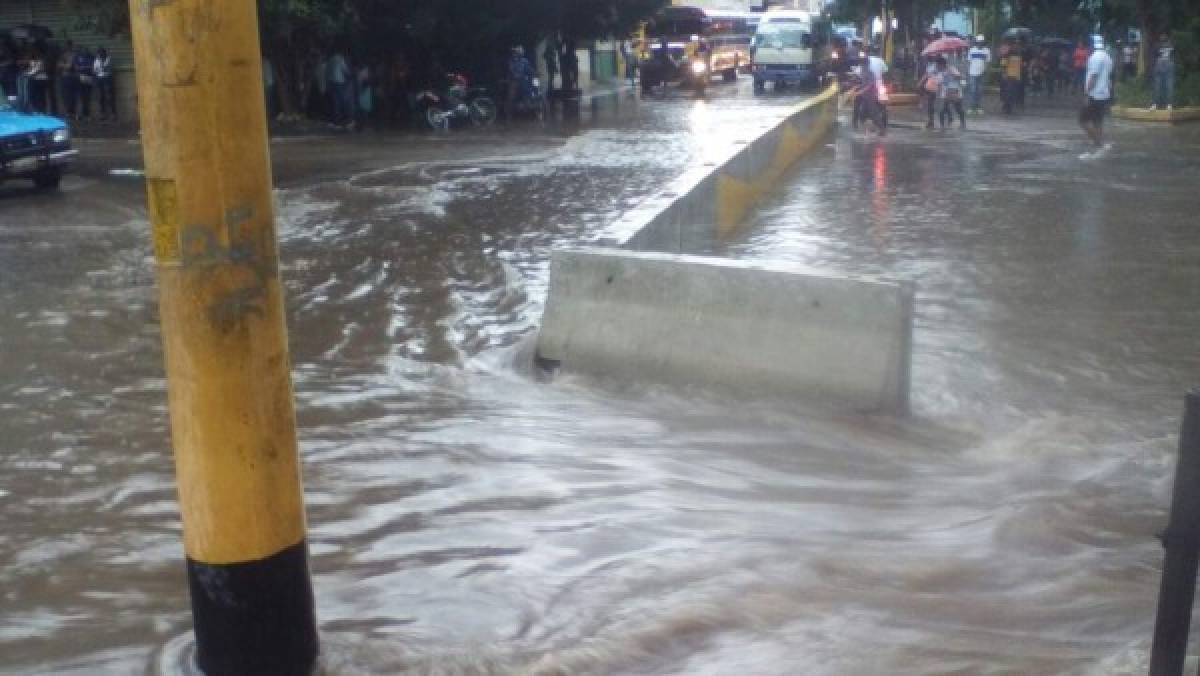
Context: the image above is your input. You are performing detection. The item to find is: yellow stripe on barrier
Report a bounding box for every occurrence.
[715,86,838,238]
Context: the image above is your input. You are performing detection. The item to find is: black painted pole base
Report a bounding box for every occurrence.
[1149,391,1200,676]
[187,541,318,676]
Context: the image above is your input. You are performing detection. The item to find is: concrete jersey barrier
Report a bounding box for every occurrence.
[537,85,916,413]
[538,249,914,413]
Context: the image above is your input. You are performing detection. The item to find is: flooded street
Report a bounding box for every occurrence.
[2,82,1198,675]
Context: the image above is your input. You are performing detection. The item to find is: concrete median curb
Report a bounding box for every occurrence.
[610,84,840,252]
[537,84,916,414]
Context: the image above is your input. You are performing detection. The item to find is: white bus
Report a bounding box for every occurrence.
[750,10,834,92]
[641,6,755,82]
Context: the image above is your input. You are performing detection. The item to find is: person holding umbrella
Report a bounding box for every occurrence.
[921,35,968,128]
[918,54,940,129]
[933,56,966,130]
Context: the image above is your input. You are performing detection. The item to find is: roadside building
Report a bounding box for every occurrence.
[0,0,136,121]
[761,0,825,12]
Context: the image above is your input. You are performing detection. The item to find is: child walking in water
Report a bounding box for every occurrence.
[936,56,966,130]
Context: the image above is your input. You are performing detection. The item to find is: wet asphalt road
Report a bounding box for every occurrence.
[3,80,1200,675]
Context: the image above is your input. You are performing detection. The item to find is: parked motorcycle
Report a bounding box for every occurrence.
[415,74,498,130]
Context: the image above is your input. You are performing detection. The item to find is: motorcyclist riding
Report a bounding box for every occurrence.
[684,34,710,92]
[855,44,888,134]
[641,37,673,93]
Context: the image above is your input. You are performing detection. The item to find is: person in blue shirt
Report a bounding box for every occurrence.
[506,46,535,120]
[1150,34,1175,111]
[508,46,535,97]
[326,48,352,126]
[73,46,94,121]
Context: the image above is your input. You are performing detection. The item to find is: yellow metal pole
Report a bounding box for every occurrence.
[127,1,318,674]
[885,10,895,66]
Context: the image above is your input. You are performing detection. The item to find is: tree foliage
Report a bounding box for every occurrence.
[254,0,667,110]
[69,0,667,115]
[63,0,129,36]
[830,0,1200,53]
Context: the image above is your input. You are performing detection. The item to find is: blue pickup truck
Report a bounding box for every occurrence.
[0,99,77,190]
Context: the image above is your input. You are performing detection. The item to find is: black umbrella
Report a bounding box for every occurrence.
[8,24,54,42]
[1040,37,1074,48]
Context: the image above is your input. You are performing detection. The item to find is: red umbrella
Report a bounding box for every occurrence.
[922,36,970,56]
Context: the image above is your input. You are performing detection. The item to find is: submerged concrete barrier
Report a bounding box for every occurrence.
[537,84,915,413]
[538,249,914,413]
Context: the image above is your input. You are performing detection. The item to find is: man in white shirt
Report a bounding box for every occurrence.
[967,35,990,114]
[865,52,887,92]
[1078,36,1113,157]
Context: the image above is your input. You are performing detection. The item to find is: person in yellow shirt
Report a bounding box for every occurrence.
[684,35,699,61]
[1000,40,1023,114]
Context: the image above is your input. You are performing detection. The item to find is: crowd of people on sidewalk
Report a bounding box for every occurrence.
[273,45,381,130]
[916,31,1174,158]
[1,33,118,121]
[905,30,1178,125]
[848,25,1182,161]
[283,36,586,131]
[994,36,1128,114]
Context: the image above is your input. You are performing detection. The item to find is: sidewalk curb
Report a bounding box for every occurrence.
[1113,105,1200,124]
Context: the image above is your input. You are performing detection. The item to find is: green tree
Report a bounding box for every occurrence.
[64,0,128,36]
[66,0,669,117]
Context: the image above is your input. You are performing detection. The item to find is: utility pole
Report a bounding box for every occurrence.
[127,1,319,674]
[1149,390,1200,676]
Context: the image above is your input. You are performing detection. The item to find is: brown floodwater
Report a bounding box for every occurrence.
[1,85,1198,674]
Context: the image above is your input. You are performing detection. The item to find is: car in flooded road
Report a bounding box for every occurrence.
[0,99,77,190]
